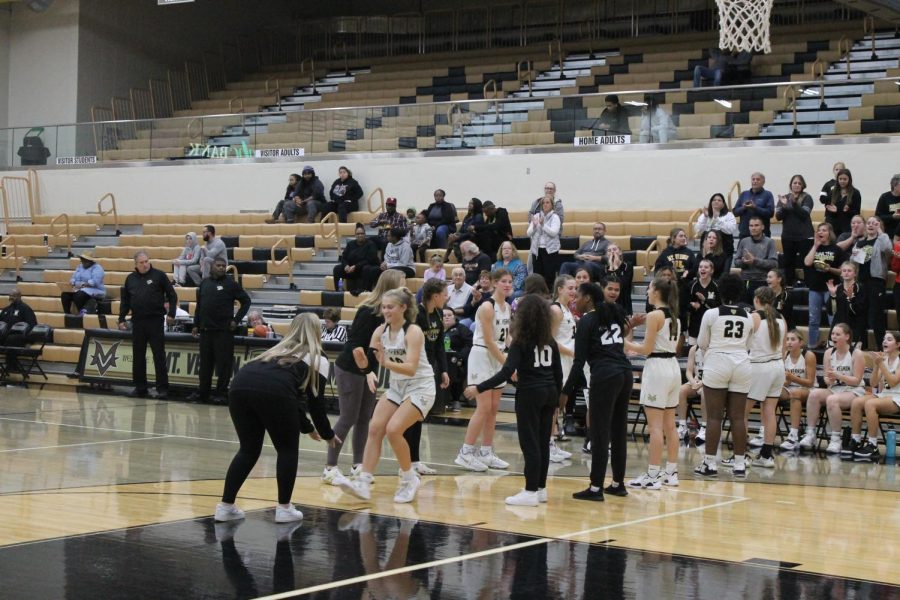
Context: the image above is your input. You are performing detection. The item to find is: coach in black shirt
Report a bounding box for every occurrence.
[189,258,251,403]
[118,251,178,398]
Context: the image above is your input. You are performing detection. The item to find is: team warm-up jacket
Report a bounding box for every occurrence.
[118,266,178,322]
[475,340,563,394]
[562,305,632,396]
[335,304,383,375]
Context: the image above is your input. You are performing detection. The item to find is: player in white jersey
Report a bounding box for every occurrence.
[625,276,682,489]
[848,330,900,460]
[455,268,514,472]
[338,288,434,504]
[549,274,577,461]
[746,287,787,468]
[694,274,753,478]
[799,322,865,454]
[677,345,706,443]
[778,329,818,451]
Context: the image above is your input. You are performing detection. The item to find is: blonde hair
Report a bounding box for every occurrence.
[382,287,418,323]
[359,269,407,310]
[496,241,520,262]
[252,313,323,394]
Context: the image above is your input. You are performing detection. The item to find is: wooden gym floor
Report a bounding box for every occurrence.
[0,386,897,599]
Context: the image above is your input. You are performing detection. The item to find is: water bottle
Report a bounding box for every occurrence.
[337,279,344,292]
[443,334,451,352]
[886,426,896,460]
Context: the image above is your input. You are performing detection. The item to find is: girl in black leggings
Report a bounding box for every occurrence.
[215,313,338,524]
[561,282,634,501]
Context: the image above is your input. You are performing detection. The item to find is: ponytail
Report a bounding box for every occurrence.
[754,286,780,350]
[652,275,680,341]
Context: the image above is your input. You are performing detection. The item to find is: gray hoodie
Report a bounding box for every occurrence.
[733,234,777,280]
[174,232,200,266]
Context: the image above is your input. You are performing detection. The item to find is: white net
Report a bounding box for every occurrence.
[716,0,774,54]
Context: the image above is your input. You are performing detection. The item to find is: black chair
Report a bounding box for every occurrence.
[0,323,50,381]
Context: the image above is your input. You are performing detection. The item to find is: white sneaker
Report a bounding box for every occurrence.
[780,437,799,451]
[338,476,372,500]
[695,426,707,445]
[393,476,420,503]
[454,449,489,472]
[537,488,548,503]
[214,503,245,522]
[752,456,776,468]
[677,423,688,439]
[662,471,679,486]
[549,442,571,463]
[275,504,304,523]
[798,433,817,451]
[825,439,842,454]
[627,472,662,490]
[505,489,539,506]
[478,448,509,469]
[412,461,437,475]
[748,434,764,448]
[322,466,344,486]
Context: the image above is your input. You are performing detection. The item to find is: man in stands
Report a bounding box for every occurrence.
[460,241,492,285]
[380,226,416,279]
[734,216,777,302]
[0,289,36,346]
[369,197,408,251]
[118,251,178,399]
[474,200,512,259]
[286,165,326,223]
[733,172,775,238]
[560,222,609,281]
[188,225,228,286]
[446,267,472,317]
[693,48,729,88]
[875,173,900,238]
[188,257,251,404]
[592,94,630,136]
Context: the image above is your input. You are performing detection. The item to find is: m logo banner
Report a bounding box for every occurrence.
[90,340,121,376]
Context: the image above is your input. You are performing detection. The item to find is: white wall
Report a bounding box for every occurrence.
[0,6,11,167]
[5,138,899,219]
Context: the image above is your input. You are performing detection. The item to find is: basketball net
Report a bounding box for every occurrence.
[716,0,773,54]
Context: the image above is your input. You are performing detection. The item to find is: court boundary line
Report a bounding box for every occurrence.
[0,435,171,453]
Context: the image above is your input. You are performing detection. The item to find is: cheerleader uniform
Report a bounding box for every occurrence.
[697,304,753,393]
[467,299,511,388]
[640,308,681,409]
[381,322,436,417]
[747,310,787,401]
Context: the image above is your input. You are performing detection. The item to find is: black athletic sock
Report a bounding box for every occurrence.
[760,443,773,459]
[404,421,422,463]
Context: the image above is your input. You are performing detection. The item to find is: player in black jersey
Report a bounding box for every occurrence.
[464,294,562,506]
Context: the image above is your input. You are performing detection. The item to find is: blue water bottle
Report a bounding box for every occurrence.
[886,426,896,460]
[337,279,344,292]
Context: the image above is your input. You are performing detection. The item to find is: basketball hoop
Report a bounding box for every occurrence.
[716,0,773,54]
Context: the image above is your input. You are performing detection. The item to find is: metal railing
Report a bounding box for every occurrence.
[726,180,741,210]
[49,213,73,257]
[270,237,296,290]
[0,175,35,222]
[366,187,385,213]
[97,192,121,236]
[783,86,800,137]
[0,235,24,282]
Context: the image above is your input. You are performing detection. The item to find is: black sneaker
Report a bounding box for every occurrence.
[853,441,880,460]
[693,462,718,478]
[572,487,604,502]
[604,483,628,497]
[154,388,169,400]
[127,388,148,398]
[582,439,591,454]
[185,392,207,403]
[841,438,860,459]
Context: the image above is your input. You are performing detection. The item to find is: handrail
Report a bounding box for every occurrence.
[838,36,853,79]
[516,59,533,97]
[27,169,40,215]
[187,117,204,140]
[550,39,565,80]
[228,97,245,113]
[300,57,318,95]
[97,192,121,236]
[810,60,827,109]
[334,40,350,75]
[225,264,239,280]
[688,207,703,239]
[270,237,295,290]
[642,239,659,277]
[265,77,281,105]
[319,211,339,239]
[366,187,384,213]
[1,175,35,223]
[483,79,499,121]
[447,103,468,144]
[49,213,73,257]
[783,86,800,137]
[863,16,878,60]
[726,180,741,210]
[0,235,23,282]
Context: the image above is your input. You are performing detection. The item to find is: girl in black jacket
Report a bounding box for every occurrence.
[827,261,868,347]
[327,165,364,223]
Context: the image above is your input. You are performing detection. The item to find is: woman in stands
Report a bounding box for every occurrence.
[463,294,563,507]
[338,288,435,504]
[696,193,738,264]
[804,222,844,348]
[746,287,787,469]
[699,230,728,280]
[694,274,753,478]
[549,275,577,461]
[799,323,865,454]
[327,166,364,223]
[778,329,818,452]
[684,258,720,347]
[844,216,892,349]
[172,232,200,287]
[215,313,337,524]
[493,241,527,299]
[848,330,900,460]
[402,279,449,476]
[424,189,458,250]
[819,161,846,207]
[677,344,706,444]
[775,174,814,286]
[606,244,634,316]
[322,269,406,485]
[654,227,697,282]
[561,281,633,500]
[824,168,861,237]
[446,198,484,263]
[267,173,301,224]
[455,268,513,472]
[826,261,867,348]
[527,196,562,290]
[766,269,793,330]
[625,276,682,489]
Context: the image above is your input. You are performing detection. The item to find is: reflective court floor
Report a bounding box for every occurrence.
[1,386,898,599]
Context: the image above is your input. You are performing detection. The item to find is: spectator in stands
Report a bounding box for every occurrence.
[775,174,814,285]
[287,165,327,224]
[804,222,845,348]
[172,232,200,286]
[61,251,105,316]
[734,216,778,302]
[693,48,730,88]
[118,251,178,399]
[320,307,348,344]
[406,207,417,221]
[424,254,446,283]
[0,289,36,345]
[655,227,697,281]
[447,267,473,317]
[638,95,676,144]
[818,161,845,211]
[837,215,891,349]
[493,240,527,299]
[333,224,380,295]
[246,310,274,337]
[446,198,484,262]
[189,257,251,404]
[824,168,860,237]
[475,201,512,259]
[560,222,608,281]
[512,274,551,314]
[443,307,473,412]
[410,212,434,262]
[592,94,630,136]
[529,182,565,224]
[606,245,634,316]
[326,166,364,223]
[460,241,492,286]
[767,269,793,330]
[875,173,900,238]
[850,330,900,460]
[424,189,458,250]
[188,225,228,286]
[369,197,408,251]
[460,271,494,328]
[528,196,562,289]
[266,173,301,224]
[699,230,728,279]
[381,226,416,279]
[696,193,738,263]
[733,172,775,238]
[684,259,720,345]
[826,262,867,347]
